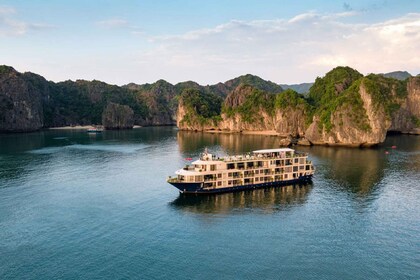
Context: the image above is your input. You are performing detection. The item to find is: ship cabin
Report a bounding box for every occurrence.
[171,148,314,190]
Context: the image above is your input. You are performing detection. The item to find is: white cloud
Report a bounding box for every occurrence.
[0,6,53,36]
[95,18,144,36]
[6,11,418,85]
[129,12,420,84]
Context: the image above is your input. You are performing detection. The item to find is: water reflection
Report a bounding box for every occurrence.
[170,183,312,214]
[177,130,287,155]
[176,131,406,196]
[301,146,388,195]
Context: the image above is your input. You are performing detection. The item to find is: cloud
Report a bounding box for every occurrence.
[132,12,420,84]
[95,18,144,35]
[0,6,53,36]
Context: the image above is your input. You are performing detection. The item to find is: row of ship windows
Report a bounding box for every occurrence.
[226,158,306,170]
[197,158,307,172]
[195,167,311,182]
[205,173,305,187]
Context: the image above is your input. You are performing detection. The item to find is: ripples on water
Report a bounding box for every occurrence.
[0,128,419,279]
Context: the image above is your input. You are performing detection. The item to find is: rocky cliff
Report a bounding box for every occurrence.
[0,65,290,132]
[1,64,419,145]
[389,76,420,134]
[102,102,134,129]
[177,67,420,147]
[178,84,308,139]
[0,66,46,132]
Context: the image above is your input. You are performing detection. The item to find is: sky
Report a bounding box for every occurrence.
[0,0,419,85]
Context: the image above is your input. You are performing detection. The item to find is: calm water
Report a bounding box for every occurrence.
[0,127,419,279]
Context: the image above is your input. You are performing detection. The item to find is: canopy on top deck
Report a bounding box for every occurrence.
[253,148,294,154]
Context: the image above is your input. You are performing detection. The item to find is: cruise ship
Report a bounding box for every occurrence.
[167,148,315,194]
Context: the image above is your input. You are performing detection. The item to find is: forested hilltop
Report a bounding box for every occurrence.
[177,66,420,147]
[1,65,419,146]
[0,66,284,132]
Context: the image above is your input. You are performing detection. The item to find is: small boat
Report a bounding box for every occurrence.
[167,148,315,194]
[87,126,104,133]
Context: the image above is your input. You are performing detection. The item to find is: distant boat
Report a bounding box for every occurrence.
[87,126,104,133]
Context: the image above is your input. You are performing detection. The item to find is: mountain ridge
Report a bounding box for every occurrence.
[1,65,419,148]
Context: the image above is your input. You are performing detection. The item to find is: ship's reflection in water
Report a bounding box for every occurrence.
[177,130,287,156]
[171,183,312,214]
[176,131,420,198]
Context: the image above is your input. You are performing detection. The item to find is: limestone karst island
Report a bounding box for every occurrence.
[1,65,419,147]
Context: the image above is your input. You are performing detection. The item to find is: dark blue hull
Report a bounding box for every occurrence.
[169,175,313,194]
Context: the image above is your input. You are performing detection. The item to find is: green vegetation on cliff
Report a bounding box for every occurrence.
[362,74,408,117]
[222,88,275,123]
[180,89,223,126]
[224,74,283,94]
[275,89,309,110]
[102,102,134,129]
[309,66,363,107]
[275,89,312,125]
[44,80,148,126]
[308,67,369,132]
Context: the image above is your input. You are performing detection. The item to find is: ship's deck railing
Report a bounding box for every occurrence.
[215,152,308,162]
[167,176,181,183]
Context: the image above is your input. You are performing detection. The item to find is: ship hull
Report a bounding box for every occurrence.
[169,175,313,194]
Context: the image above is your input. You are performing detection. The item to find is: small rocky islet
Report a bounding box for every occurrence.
[0,65,419,147]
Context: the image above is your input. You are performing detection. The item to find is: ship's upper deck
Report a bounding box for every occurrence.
[194,148,301,164]
[253,148,294,154]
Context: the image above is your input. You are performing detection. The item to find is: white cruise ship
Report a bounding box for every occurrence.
[167,148,315,194]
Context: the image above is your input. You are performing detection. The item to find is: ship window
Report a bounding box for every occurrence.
[284,174,288,179]
[255,178,258,182]
[218,182,222,186]
[218,173,222,178]
[294,158,299,163]
[255,170,259,174]
[210,165,216,171]
[306,165,310,170]
[299,158,305,164]
[299,166,304,170]
[227,163,235,169]
[293,166,298,172]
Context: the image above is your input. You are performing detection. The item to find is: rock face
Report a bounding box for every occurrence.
[178,84,308,138]
[304,68,420,146]
[0,66,46,132]
[0,65,289,132]
[126,80,177,126]
[102,102,134,129]
[305,81,390,147]
[389,77,420,134]
[177,67,420,147]
[1,64,419,145]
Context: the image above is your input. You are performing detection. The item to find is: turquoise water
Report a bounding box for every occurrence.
[0,127,419,279]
